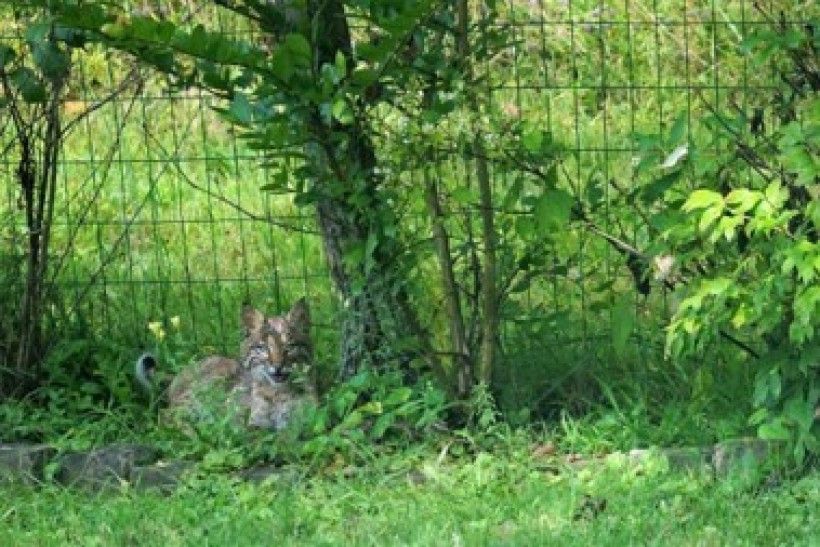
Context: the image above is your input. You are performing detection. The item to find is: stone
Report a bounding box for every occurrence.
[239,464,301,486]
[132,460,194,492]
[712,438,776,476]
[627,448,651,463]
[0,444,55,485]
[56,443,160,490]
[660,446,712,472]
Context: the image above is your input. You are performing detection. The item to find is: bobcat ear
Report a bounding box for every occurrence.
[287,297,310,331]
[266,316,286,333]
[241,305,264,334]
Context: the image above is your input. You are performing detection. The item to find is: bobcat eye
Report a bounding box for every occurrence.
[243,342,270,366]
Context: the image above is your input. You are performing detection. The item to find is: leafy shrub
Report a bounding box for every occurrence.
[663,22,819,463]
[295,369,449,467]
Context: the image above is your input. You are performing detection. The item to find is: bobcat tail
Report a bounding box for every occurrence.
[135,352,158,392]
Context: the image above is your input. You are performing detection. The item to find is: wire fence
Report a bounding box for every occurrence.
[1,1,812,381]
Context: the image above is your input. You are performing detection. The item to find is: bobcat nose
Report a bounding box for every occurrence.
[271,364,288,381]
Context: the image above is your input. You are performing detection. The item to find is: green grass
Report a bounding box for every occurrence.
[2,446,817,546]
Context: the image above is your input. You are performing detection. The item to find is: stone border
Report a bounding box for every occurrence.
[0,443,188,491]
[627,437,780,476]
[1,437,781,492]
[0,444,55,486]
[553,437,782,477]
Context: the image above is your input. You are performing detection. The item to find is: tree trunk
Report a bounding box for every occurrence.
[474,136,497,386]
[457,0,498,387]
[308,0,438,379]
[424,170,472,396]
[0,39,65,394]
[315,195,385,378]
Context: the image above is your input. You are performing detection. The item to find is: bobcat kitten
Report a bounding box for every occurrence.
[136,298,316,431]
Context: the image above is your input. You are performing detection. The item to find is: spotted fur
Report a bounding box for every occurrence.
[137,298,316,431]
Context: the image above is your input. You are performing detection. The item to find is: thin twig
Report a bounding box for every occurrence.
[142,124,319,235]
[48,82,144,285]
[60,65,144,138]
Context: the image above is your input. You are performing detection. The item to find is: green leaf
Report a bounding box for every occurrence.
[781,145,817,187]
[52,26,87,48]
[783,395,813,432]
[725,189,762,214]
[781,28,806,49]
[611,295,634,357]
[365,231,378,263]
[284,33,311,65]
[384,387,413,407]
[9,66,46,103]
[0,43,16,68]
[451,187,476,205]
[334,50,346,75]
[748,407,769,426]
[639,171,680,204]
[52,3,108,31]
[311,408,329,434]
[768,369,782,400]
[794,437,807,465]
[370,412,395,439]
[358,401,383,415]
[682,189,723,212]
[668,111,687,144]
[534,188,574,233]
[717,215,743,242]
[339,410,363,430]
[763,180,788,210]
[100,22,127,39]
[515,216,536,239]
[521,128,542,153]
[350,67,377,87]
[332,386,359,416]
[32,41,70,80]
[134,17,176,44]
[228,93,253,124]
[585,176,605,207]
[509,276,532,294]
[753,370,771,406]
[699,204,724,233]
[758,419,790,441]
[347,370,373,391]
[331,98,353,124]
[634,150,662,175]
[25,21,51,45]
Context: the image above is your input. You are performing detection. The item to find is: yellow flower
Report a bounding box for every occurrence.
[147,321,165,341]
[170,316,181,329]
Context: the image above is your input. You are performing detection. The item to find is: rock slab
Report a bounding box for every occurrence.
[712,438,776,476]
[132,460,195,492]
[56,444,160,490]
[0,444,55,485]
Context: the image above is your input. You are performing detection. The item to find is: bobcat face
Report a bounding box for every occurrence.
[239,298,315,430]
[239,297,312,385]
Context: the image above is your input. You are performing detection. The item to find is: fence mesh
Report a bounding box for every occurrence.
[1,1,813,385]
